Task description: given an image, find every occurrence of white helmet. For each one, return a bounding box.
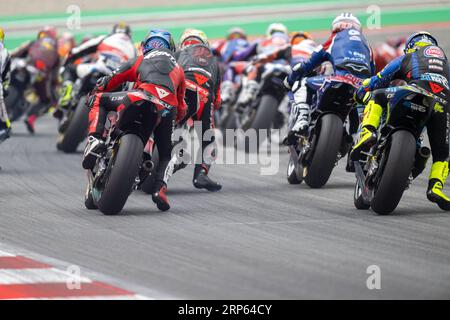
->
[332,13,361,33]
[266,23,288,37]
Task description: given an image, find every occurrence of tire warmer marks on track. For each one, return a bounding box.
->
[0,248,148,300]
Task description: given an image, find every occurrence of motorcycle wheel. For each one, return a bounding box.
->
[371,130,415,215]
[248,94,279,152]
[4,85,25,122]
[304,113,343,188]
[97,134,144,215]
[140,146,160,195]
[57,97,89,153]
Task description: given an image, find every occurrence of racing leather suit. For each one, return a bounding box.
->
[175,43,222,180]
[352,45,450,210]
[287,28,374,140]
[12,36,60,123]
[88,48,187,192]
[59,33,137,109]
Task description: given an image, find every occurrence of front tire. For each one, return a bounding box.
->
[304,113,343,188]
[371,130,416,215]
[97,134,144,215]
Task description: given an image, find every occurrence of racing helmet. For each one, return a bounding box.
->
[0,27,4,43]
[179,28,209,49]
[266,23,288,37]
[404,31,438,54]
[227,27,247,41]
[331,13,361,32]
[112,22,131,37]
[290,31,313,45]
[141,29,176,54]
[38,26,57,39]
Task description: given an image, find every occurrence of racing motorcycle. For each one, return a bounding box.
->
[4,57,43,121]
[286,75,359,188]
[235,61,290,151]
[353,84,439,215]
[57,57,121,153]
[84,89,173,215]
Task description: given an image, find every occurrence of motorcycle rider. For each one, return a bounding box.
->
[11,26,60,134]
[285,13,374,168]
[0,27,11,143]
[57,22,136,113]
[214,27,251,105]
[174,28,222,192]
[237,23,290,107]
[83,29,187,212]
[284,32,326,145]
[351,31,450,211]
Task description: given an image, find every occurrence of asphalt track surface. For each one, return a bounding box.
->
[1,30,450,299]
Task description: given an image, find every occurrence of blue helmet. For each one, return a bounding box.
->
[141,29,176,54]
[404,31,438,54]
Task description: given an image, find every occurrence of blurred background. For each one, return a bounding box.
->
[1,0,450,49]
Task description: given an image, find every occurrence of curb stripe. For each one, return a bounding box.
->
[0,256,52,269]
[0,281,134,299]
[0,268,92,285]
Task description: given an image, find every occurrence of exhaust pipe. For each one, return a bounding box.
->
[142,159,154,172]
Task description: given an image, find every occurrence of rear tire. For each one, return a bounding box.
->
[4,85,25,122]
[371,130,416,215]
[248,94,279,152]
[57,97,89,153]
[97,134,144,215]
[304,113,343,188]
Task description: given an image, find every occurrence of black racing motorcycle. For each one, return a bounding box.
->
[84,90,173,215]
[287,75,359,188]
[235,61,290,152]
[353,84,440,214]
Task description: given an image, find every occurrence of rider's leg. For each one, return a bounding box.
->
[426,105,450,210]
[284,78,311,145]
[193,99,222,192]
[57,64,78,112]
[0,86,11,141]
[237,64,261,107]
[350,89,386,160]
[152,108,175,211]
[82,91,129,169]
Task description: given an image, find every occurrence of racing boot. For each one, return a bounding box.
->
[24,114,37,134]
[152,182,170,212]
[283,103,309,145]
[220,80,235,105]
[350,99,383,161]
[82,135,106,170]
[237,79,259,110]
[427,161,450,211]
[58,81,74,110]
[193,165,222,192]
